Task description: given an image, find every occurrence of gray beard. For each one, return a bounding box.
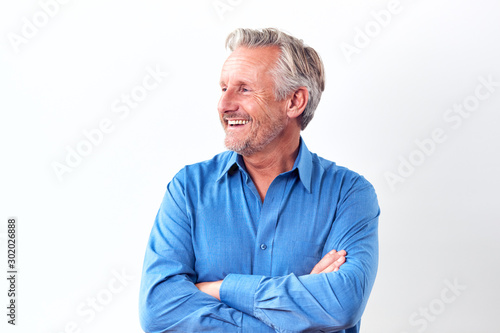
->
[224,119,286,156]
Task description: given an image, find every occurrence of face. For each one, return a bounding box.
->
[218,46,289,156]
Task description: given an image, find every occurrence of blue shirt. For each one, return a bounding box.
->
[139,139,379,332]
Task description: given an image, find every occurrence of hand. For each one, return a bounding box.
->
[309,249,346,274]
[195,250,346,299]
[195,280,223,300]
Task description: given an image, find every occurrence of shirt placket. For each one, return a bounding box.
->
[252,174,289,276]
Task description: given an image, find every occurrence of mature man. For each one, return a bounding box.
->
[139,28,379,332]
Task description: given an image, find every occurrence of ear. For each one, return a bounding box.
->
[286,87,309,119]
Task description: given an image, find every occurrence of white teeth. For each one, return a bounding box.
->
[228,120,249,125]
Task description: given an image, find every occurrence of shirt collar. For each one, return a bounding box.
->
[216,151,241,182]
[216,137,313,193]
[291,138,313,193]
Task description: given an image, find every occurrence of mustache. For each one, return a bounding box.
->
[222,114,251,121]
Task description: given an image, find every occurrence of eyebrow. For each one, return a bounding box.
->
[219,79,252,87]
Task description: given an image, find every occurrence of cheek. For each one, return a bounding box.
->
[251,97,274,118]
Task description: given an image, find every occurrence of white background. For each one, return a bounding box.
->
[1,0,499,332]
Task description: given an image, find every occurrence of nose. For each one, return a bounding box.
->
[217,88,238,115]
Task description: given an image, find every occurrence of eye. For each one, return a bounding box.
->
[221,87,227,92]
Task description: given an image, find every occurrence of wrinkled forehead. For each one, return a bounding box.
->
[220,46,281,84]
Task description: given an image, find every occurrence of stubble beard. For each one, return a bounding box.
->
[223,116,287,156]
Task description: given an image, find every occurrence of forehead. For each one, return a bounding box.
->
[220,46,281,84]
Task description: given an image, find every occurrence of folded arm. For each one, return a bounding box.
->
[139,173,274,332]
[196,249,347,300]
[199,181,379,332]
[140,170,379,332]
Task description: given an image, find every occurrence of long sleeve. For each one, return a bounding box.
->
[138,169,274,333]
[219,179,379,332]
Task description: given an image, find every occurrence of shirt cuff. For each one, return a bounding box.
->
[220,274,264,316]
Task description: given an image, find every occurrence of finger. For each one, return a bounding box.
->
[310,249,337,274]
[320,255,346,274]
[337,250,347,257]
[310,249,340,274]
[332,251,347,272]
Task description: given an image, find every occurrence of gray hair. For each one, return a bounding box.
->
[225,28,325,130]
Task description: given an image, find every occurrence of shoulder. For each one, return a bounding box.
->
[311,152,376,199]
[172,150,235,186]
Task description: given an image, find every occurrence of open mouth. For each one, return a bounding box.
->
[227,119,250,127]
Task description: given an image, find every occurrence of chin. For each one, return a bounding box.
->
[224,137,251,155]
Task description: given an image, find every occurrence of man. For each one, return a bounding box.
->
[139,28,379,332]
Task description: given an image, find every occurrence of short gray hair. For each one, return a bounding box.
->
[225,28,325,130]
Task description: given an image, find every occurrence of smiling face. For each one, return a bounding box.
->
[218,46,290,156]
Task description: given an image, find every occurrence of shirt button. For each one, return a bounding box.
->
[260,244,267,250]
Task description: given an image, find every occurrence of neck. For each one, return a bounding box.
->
[242,131,301,202]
